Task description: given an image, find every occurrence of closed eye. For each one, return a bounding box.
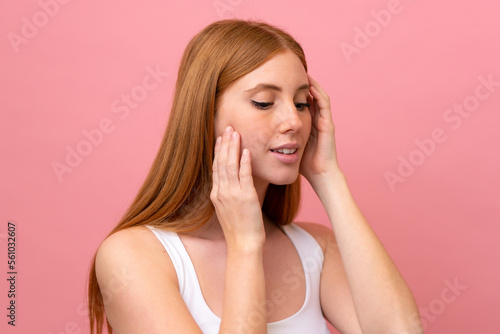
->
[295,103,311,111]
[251,100,273,110]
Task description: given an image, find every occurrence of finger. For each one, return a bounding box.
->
[307,91,318,119]
[239,149,255,192]
[309,85,334,128]
[307,75,321,114]
[217,126,233,186]
[309,84,330,112]
[211,136,222,193]
[308,74,327,96]
[308,74,331,111]
[226,130,241,186]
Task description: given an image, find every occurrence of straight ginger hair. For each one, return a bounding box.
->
[87,19,308,334]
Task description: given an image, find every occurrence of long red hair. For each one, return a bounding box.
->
[87,19,308,334]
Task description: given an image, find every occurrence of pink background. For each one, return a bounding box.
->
[1,0,499,333]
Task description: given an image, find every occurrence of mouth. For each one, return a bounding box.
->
[269,145,300,164]
[270,148,297,155]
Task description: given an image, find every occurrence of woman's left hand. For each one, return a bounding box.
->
[300,75,343,185]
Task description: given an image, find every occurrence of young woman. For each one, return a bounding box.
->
[87,20,423,333]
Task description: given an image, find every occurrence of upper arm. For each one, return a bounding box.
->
[95,226,203,334]
[295,222,362,334]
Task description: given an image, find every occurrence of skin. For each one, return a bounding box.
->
[214,50,311,195]
[210,50,423,333]
[95,50,423,334]
[210,51,312,332]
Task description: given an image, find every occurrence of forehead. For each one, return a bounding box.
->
[231,51,308,90]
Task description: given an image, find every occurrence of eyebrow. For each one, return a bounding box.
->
[244,83,310,93]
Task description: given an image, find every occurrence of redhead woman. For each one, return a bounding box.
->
[87,20,423,334]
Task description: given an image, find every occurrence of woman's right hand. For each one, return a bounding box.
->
[210,126,265,250]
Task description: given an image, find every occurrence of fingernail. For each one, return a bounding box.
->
[231,131,238,140]
[216,136,221,145]
[225,126,232,134]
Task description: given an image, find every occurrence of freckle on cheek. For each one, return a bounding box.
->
[240,128,269,146]
[255,129,273,145]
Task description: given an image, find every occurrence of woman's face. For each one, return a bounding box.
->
[214,51,311,187]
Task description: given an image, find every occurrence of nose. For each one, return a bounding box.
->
[277,103,304,134]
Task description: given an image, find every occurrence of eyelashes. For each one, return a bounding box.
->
[295,103,311,111]
[251,100,273,109]
[251,100,311,111]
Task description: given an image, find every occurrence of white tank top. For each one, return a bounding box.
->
[147,223,331,334]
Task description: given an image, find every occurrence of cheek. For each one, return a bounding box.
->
[214,115,228,138]
[301,112,312,137]
[238,126,273,152]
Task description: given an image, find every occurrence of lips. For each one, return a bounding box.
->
[269,143,300,163]
[270,143,300,150]
[270,148,297,155]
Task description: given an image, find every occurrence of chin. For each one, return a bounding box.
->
[268,172,300,186]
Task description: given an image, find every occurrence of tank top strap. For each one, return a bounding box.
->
[265,223,329,333]
[281,223,325,279]
[146,225,221,329]
[147,224,330,333]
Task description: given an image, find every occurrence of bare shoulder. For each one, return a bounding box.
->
[96,225,167,258]
[95,225,176,285]
[294,222,338,255]
[94,225,179,308]
[94,226,201,333]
